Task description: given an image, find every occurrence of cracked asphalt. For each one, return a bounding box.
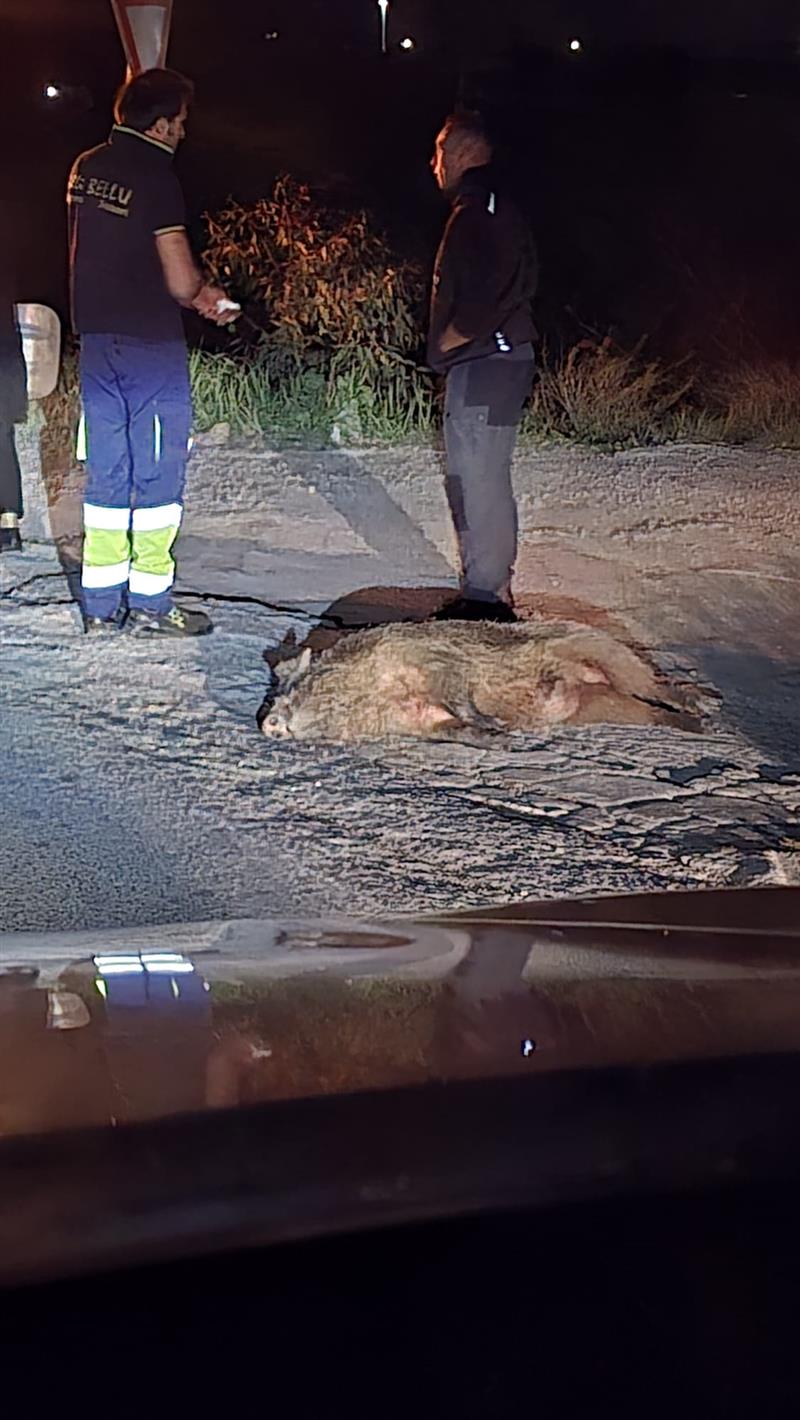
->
[2,435,799,934]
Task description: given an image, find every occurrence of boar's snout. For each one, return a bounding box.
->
[260,702,295,740]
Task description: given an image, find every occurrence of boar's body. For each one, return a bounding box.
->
[260,619,698,744]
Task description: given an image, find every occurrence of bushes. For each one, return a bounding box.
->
[38,182,800,451]
[199,176,435,441]
[197,183,800,448]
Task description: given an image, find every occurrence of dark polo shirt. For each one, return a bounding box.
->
[67,125,187,342]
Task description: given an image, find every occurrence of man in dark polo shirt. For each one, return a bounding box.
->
[428,112,537,623]
[68,68,236,635]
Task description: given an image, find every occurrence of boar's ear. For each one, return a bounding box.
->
[399,696,460,733]
[419,700,461,731]
[278,646,313,689]
[576,660,611,686]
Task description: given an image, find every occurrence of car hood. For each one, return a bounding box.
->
[1,884,798,1142]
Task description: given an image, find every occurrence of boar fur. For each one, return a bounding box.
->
[259,618,705,744]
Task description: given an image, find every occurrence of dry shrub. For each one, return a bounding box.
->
[527,336,692,447]
[701,362,800,447]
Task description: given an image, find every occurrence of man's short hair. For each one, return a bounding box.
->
[114,68,194,132]
[441,110,493,161]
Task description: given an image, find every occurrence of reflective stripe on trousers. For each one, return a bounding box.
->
[129,502,183,597]
[81,500,183,598]
[81,502,130,591]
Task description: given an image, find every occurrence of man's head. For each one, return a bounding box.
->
[114,68,194,151]
[431,111,493,194]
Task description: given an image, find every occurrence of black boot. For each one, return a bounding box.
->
[127,604,214,637]
[83,614,123,636]
[434,595,518,624]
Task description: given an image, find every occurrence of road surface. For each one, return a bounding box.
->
[2,434,798,934]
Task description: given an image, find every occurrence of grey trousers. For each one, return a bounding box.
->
[443,344,534,603]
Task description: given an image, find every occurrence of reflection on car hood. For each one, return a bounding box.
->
[0,886,798,1143]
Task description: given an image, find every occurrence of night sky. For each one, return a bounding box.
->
[6,1,800,357]
[8,0,800,58]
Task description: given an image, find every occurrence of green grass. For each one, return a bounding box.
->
[42,338,800,455]
[190,341,800,451]
[189,346,437,444]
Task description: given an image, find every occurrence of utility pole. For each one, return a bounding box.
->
[377,0,389,54]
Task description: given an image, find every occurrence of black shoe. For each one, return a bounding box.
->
[83,614,122,636]
[434,595,518,624]
[0,526,22,554]
[127,604,214,637]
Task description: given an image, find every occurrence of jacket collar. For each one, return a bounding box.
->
[451,164,494,206]
[110,125,174,159]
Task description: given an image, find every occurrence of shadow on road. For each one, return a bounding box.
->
[285,448,454,579]
[675,644,800,759]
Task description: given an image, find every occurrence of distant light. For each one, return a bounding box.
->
[44,83,60,100]
[264,30,279,40]
[568,38,582,53]
[399,36,415,51]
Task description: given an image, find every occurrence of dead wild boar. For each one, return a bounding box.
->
[259,619,703,744]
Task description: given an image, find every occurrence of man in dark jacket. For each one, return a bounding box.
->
[0,279,27,554]
[428,113,537,621]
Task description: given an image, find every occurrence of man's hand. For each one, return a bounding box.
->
[192,284,239,325]
[155,233,239,324]
[440,322,470,354]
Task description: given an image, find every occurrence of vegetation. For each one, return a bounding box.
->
[189,336,800,452]
[199,176,435,442]
[39,179,800,453]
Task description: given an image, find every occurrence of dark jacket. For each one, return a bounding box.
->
[427,166,538,374]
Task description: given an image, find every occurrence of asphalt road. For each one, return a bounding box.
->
[2,436,798,935]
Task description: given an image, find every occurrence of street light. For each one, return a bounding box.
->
[399,36,415,51]
[569,38,582,53]
[377,0,388,54]
[44,83,60,99]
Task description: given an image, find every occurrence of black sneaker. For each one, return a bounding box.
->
[127,604,213,637]
[83,614,122,636]
[434,595,518,624]
[0,525,22,554]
